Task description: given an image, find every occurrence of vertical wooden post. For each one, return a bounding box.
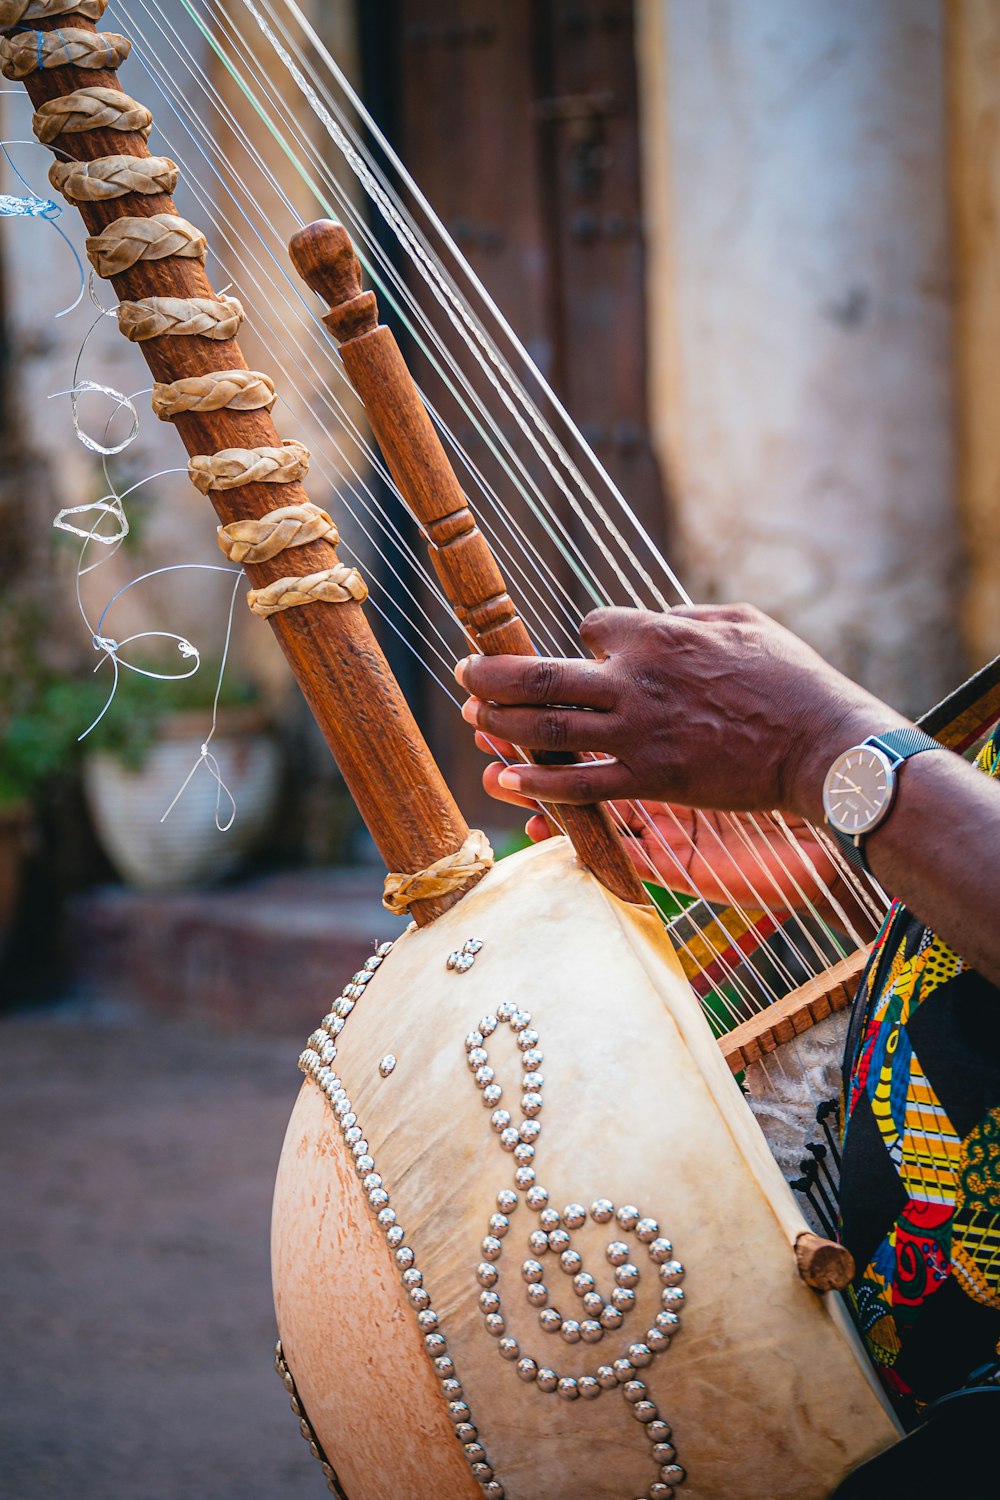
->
[289,221,651,908]
[10,9,481,925]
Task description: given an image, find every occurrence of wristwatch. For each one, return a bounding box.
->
[822,727,942,873]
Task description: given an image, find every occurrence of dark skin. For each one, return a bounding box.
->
[456,603,1000,988]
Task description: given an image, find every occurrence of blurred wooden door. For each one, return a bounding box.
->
[378,0,668,819]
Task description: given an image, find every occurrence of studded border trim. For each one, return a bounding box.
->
[294,940,506,1498]
[274,1340,349,1498]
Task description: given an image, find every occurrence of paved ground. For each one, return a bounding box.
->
[1,998,328,1500]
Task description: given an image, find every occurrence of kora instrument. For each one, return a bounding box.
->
[5,6,909,1495]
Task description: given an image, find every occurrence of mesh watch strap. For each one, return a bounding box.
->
[830,727,942,873]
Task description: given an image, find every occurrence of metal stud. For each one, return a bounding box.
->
[482,1483,505,1499]
[516,1357,537,1382]
[596,1364,618,1389]
[647,1327,671,1352]
[660,1468,686,1487]
[648,1238,673,1263]
[560,1319,581,1343]
[471,1462,494,1482]
[466,1031,485,1053]
[483,1313,505,1337]
[539,1308,562,1332]
[528,1229,549,1254]
[369,1188,389,1211]
[418,1310,439,1332]
[607,1241,630,1266]
[623,1380,647,1403]
[395,1244,414,1270]
[615,1263,640,1289]
[498,1337,520,1361]
[578,1375,601,1399]
[475,1065,495,1089]
[647,1419,672,1444]
[467,1048,488,1070]
[454,1421,477,1443]
[482,1085,503,1107]
[499,1127,519,1151]
[562,1203,587,1229]
[375,941,394,957]
[482,1236,503,1261]
[548,1229,571,1254]
[613,1358,634,1383]
[464,1442,487,1464]
[425,1333,447,1356]
[441,1378,463,1399]
[525,1185,548,1211]
[519,1120,541,1143]
[496,1188,518,1213]
[402,1268,423,1289]
[573,1271,596,1297]
[659,1261,685,1287]
[628,1343,653,1368]
[489,1213,510,1238]
[448,1400,470,1423]
[538,1208,560,1232]
[660,1287,685,1311]
[479,1015,498,1037]
[635,1217,659,1243]
[513,1143,535,1165]
[514,1166,536,1189]
[516,1029,539,1050]
[649,1485,674,1500]
[496,1001,515,1022]
[560,1249,583,1276]
[581,1319,604,1343]
[522,1072,544,1093]
[433,1354,455,1380]
[535,1367,558,1393]
[600,1306,623,1330]
[522,1091,543,1117]
[386,1225,405,1248]
[557,1376,579,1400]
[526,1283,548,1308]
[632,1400,658,1423]
[463,938,484,954]
[479,1289,500,1314]
[355,1155,374,1175]
[477,1263,499,1288]
[656,1309,681,1332]
[491,1109,511,1133]
[612,1287,636,1312]
[652,1442,677,1464]
[521,1048,543,1071]
[522,1259,544,1283]
[409,1289,430,1312]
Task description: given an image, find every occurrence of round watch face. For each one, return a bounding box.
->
[822,745,895,837]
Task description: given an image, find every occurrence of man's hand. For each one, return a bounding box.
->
[475,729,841,912]
[457,604,907,822]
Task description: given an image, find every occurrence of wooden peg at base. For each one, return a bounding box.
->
[795,1231,855,1293]
[290,220,651,909]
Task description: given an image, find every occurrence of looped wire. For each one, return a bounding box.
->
[49,377,141,456]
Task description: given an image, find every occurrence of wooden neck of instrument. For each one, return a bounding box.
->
[15,15,481,926]
[291,221,651,908]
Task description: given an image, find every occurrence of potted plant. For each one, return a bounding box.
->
[80,664,283,889]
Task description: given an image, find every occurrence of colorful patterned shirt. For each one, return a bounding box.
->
[839,725,1000,1430]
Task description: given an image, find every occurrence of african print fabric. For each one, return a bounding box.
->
[839,725,1000,1430]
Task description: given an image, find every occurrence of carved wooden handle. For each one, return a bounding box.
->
[291,221,651,908]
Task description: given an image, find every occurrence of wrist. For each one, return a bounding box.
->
[782,698,911,822]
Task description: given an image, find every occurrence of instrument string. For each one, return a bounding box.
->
[189,0,884,955]
[104,4,884,1021]
[124,0,599,659]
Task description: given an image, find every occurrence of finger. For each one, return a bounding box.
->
[464,699,620,754]
[579,605,640,659]
[525,814,552,843]
[482,760,544,812]
[473,729,519,761]
[455,652,615,709]
[495,757,631,805]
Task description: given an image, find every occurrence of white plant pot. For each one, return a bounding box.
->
[83,710,282,889]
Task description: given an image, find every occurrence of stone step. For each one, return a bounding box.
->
[67,869,409,1036]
